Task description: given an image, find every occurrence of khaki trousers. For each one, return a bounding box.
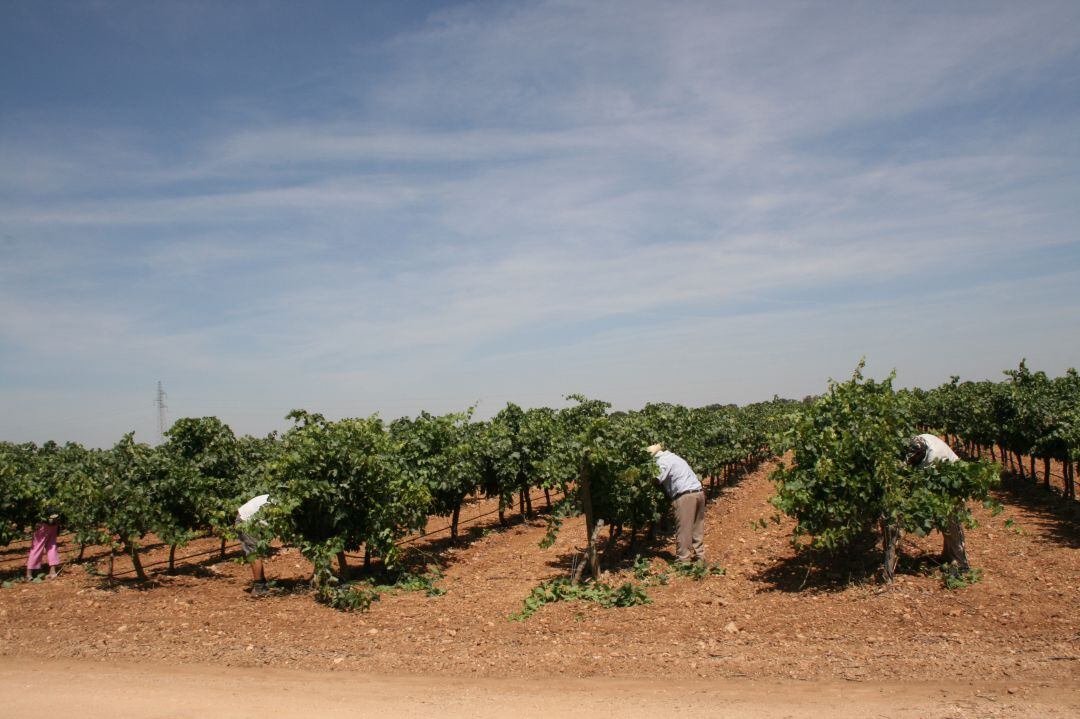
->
[942,514,968,570]
[673,491,706,563]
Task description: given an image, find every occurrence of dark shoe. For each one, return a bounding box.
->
[250,582,271,597]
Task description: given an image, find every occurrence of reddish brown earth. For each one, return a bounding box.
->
[2,655,1076,719]
[2,459,1078,716]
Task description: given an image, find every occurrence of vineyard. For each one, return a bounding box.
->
[1,362,1078,715]
[912,361,1080,499]
[2,362,1079,598]
[0,396,784,596]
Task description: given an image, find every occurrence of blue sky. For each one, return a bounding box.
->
[2,1,1079,446]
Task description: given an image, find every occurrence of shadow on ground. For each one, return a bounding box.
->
[751,534,949,593]
[994,471,1080,549]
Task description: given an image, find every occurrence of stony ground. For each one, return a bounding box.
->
[2,458,1078,688]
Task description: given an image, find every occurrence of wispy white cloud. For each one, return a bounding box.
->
[1,1,1078,446]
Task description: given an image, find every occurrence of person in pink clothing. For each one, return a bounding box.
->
[26,510,62,580]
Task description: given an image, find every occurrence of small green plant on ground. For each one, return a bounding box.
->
[671,560,726,580]
[1004,518,1025,535]
[319,564,446,611]
[940,563,982,590]
[630,554,725,584]
[510,577,651,620]
[316,581,380,611]
[368,565,447,597]
[631,554,652,580]
[631,554,669,585]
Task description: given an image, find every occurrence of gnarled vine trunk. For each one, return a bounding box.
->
[880,518,900,583]
[336,551,349,580]
[126,540,148,581]
[451,502,461,541]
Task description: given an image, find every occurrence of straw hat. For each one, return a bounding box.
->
[646,443,664,455]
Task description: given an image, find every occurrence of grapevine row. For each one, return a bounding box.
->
[909,361,1080,501]
[0,397,791,589]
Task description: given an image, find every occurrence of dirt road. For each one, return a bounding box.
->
[1,656,1075,718]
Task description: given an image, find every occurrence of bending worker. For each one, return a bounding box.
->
[236,493,271,596]
[647,443,706,564]
[906,434,969,570]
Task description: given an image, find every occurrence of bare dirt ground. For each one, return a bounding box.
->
[2,458,1078,716]
[3,655,1076,719]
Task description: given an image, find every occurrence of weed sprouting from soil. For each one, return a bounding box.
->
[510,578,651,620]
[319,565,447,611]
[940,563,983,590]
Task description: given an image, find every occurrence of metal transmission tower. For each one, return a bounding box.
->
[155,381,168,444]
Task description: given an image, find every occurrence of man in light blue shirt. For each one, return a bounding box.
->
[648,443,706,563]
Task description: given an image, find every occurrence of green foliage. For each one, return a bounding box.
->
[316,564,445,612]
[537,394,795,552]
[772,361,1002,579]
[234,433,280,493]
[544,397,665,542]
[636,401,776,478]
[900,459,999,537]
[509,577,651,621]
[50,443,113,549]
[234,514,275,561]
[0,442,46,546]
[15,364,1057,601]
[630,554,669,585]
[163,417,245,540]
[88,434,160,549]
[316,581,381,611]
[391,410,478,522]
[631,554,653,580]
[771,361,913,553]
[940,563,982,590]
[368,566,447,597]
[268,411,430,578]
[144,445,204,550]
[917,361,1080,466]
[538,494,578,549]
[581,411,665,534]
[670,560,726,580]
[474,404,561,517]
[1055,370,1080,463]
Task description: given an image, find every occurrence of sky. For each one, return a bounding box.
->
[2,0,1079,447]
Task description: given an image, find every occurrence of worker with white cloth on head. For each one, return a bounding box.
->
[236,493,271,596]
[906,434,969,570]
